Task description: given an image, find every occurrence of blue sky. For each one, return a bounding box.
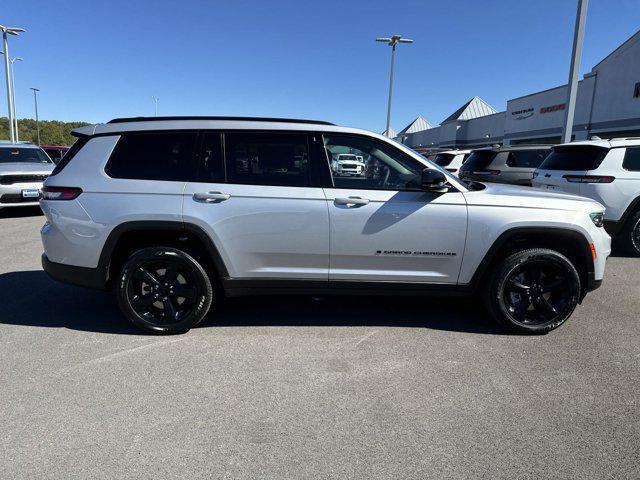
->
[2,0,639,133]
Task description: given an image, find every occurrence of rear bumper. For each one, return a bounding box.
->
[41,254,108,290]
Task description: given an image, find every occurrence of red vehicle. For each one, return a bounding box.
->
[41,145,70,164]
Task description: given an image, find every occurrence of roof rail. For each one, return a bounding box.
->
[610,137,640,141]
[107,116,335,126]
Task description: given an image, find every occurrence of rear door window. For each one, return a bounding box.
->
[195,131,225,183]
[462,151,498,170]
[224,132,310,187]
[622,147,640,171]
[105,131,198,181]
[506,150,549,168]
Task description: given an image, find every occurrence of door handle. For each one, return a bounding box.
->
[334,196,370,206]
[193,191,231,202]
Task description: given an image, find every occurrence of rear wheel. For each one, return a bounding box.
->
[617,210,640,256]
[116,247,213,334]
[484,248,581,334]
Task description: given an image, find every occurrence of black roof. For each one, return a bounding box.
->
[107,116,334,126]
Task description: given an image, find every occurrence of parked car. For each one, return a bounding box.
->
[431,149,471,175]
[331,153,365,176]
[41,116,609,335]
[533,138,640,255]
[0,143,54,209]
[41,145,70,164]
[459,145,552,186]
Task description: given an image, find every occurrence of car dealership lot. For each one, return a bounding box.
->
[0,209,638,479]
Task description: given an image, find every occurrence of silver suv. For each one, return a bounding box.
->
[40,117,610,335]
[0,143,54,209]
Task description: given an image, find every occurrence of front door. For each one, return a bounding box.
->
[182,130,330,280]
[322,134,467,283]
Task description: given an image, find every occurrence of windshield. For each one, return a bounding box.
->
[0,147,52,164]
[463,150,498,170]
[433,153,455,167]
[539,146,609,171]
[339,155,357,161]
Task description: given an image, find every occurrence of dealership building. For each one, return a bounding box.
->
[397,29,640,150]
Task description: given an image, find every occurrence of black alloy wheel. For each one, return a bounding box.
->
[117,247,213,334]
[485,248,581,334]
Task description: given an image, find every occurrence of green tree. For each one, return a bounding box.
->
[0,117,91,146]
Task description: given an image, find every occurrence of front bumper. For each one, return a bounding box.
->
[42,254,108,290]
[0,183,44,208]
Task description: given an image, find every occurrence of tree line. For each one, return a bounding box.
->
[0,117,90,146]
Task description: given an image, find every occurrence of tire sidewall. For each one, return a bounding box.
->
[117,247,213,334]
[491,249,580,333]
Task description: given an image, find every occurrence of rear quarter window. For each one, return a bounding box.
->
[105,132,198,181]
[462,151,498,170]
[506,150,549,168]
[539,146,609,171]
[622,147,640,171]
[433,153,455,167]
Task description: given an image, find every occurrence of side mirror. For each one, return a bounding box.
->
[421,168,448,193]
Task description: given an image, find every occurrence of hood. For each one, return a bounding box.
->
[0,162,55,175]
[464,182,605,213]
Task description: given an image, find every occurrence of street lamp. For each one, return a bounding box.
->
[0,25,26,143]
[376,34,414,137]
[152,96,159,116]
[30,87,40,146]
[10,57,23,142]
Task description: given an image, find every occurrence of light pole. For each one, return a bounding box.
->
[0,25,26,143]
[152,96,159,116]
[562,0,588,144]
[10,56,23,142]
[30,87,40,145]
[376,35,413,137]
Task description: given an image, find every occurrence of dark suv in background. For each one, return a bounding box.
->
[459,145,552,186]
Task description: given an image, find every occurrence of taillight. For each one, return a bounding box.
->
[473,170,501,175]
[563,175,615,183]
[41,186,83,200]
[446,168,457,173]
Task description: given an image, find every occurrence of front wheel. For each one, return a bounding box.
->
[116,247,213,334]
[484,248,581,334]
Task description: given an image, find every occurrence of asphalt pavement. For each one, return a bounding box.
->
[0,207,638,479]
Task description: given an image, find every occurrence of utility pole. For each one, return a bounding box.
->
[10,57,23,142]
[562,0,588,144]
[30,87,40,145]
[0,25,26,143]
[376,35,414,137]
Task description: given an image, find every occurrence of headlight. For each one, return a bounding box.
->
[590,211,605,228]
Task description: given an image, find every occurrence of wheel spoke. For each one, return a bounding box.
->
[163,297,178,321]
[131,293,156,309]
[512,297,531,320]
[508,277,530,292]
[533,296,558,319]
[134,267,161,287]
[173,285,197,300]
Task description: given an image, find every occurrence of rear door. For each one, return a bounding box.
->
[533,145,609,195]
[182,130,330,280]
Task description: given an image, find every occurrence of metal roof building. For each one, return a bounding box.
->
[399,29,640,150]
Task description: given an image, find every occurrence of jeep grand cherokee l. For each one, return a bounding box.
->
[40,116,610,335]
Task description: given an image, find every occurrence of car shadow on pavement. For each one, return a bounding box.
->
[0,206,44,218]
[0,270,507,336]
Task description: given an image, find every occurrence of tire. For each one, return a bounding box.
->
[616,210,640,257]
[116,247,213,334]
[483,248,581,334]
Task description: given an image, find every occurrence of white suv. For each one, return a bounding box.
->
[331,153,365,176]
[533,138,640,255]
[431,149,471,175]
[40,116,610,335]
